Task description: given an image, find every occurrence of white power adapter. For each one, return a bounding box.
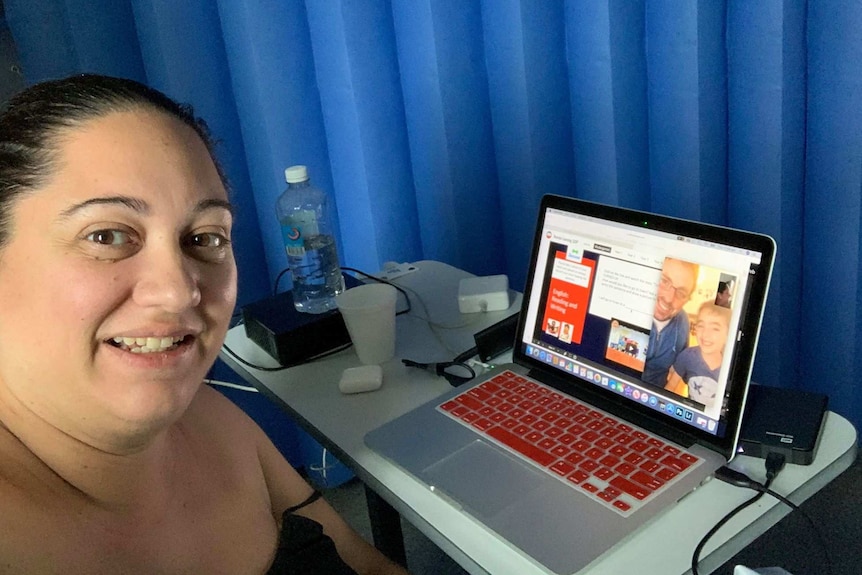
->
[458,274,510,313]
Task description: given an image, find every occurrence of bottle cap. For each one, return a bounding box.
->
[285,165,309,184]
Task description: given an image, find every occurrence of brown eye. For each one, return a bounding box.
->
[86,229,130,245]
[184,231,231,263]
[188,233,227,248]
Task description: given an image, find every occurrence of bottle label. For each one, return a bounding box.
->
[282,224,305,258]
[281,209,319,258]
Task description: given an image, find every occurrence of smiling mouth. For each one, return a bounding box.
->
[108,335,191,354]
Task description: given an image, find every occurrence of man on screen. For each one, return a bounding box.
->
[642,258,699,388]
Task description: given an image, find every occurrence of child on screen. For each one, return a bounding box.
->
[665,302,731,408]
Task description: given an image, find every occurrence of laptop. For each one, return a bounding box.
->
[365,194,775,574]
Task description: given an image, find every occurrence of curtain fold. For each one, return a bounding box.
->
[306,1,422,274]
[567,2,650,211]
[727,0,806,398]
[483,1,576,285]
[804,0,862,422]
[216,0,337,290]
[6,0,862,430]
[392,0,505,277]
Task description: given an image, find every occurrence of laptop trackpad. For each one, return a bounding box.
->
[423,440,542,519]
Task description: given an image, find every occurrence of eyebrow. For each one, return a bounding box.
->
[58,195,149,220]
[56,196,235,220]
[196,198,235,217]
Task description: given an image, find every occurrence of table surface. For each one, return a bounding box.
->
[220,260,858,575]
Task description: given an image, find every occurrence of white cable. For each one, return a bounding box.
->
[309,446,333,486]
[392,280,484,356]
[204,379,259,393]
[321,447,329,483]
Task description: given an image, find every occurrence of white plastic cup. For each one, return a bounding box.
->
[335,283,398,365]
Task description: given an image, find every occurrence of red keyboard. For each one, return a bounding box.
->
[437,370,701,515]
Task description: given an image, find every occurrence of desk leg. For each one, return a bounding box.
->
[364,484,408,566]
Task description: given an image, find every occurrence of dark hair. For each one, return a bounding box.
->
[717,281,729,293]
[0,73,225,249]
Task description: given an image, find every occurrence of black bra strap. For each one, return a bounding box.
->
[284,489,323,514]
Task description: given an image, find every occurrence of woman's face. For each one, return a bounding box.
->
[0,109,237,449]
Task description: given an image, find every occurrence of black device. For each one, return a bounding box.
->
[473,311,519,362]
[738,384,828,465]
[242,273,363,366]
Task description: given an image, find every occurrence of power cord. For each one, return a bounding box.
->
[401,358,476,387]
[308,447,344,488]
[220,265,411,372]
[274,267,292,294]
[225,264,487,381]
[274,265,413,316]
[204,378,258,393]
[691,452,832,575]
[221,335,352,372]
[340,266,412,316]
[452,346,478,364]
[345,264,484,361]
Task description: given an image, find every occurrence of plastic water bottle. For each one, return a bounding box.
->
[276,165,344,313]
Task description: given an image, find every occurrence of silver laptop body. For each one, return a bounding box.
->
[366,194,775,574]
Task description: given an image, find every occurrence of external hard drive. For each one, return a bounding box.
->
[739,384,828,465]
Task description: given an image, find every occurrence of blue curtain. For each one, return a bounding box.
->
[6,0,862,433]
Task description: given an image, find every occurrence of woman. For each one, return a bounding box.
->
[0,74,407,574]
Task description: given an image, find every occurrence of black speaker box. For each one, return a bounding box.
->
[241,274,362,367]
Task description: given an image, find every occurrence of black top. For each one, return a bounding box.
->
[266,490,358,575]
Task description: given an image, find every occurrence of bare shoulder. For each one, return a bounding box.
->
[185,382,260,434]
[184,385,313,510]
[183,385,409,574]
[182,383,288,463]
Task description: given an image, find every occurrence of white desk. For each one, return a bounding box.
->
[220,260,857,575]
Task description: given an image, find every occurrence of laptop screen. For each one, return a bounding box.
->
[515,195,775,451]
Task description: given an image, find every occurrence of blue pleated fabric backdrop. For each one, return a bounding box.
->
[5,0,862,434]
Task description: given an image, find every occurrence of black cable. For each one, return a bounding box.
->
[691,455,785,574]
[691,489,767,575]
[452,346,479,364]
[691,453,831,575]
[720,479,832,575]
[401,358,476,387]
[221,338,352,372]
[274,267,291,294]
[342,265,480,384]
[221,318,353,371]
[224,264,408,371]
[340,266,412,316]
[272,266,411,318]
[341,266,479,386]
